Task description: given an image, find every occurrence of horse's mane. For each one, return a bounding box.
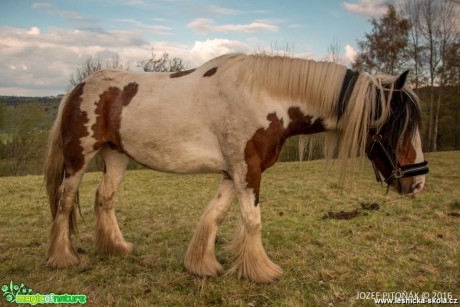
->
[236,54,421,180]
[238,54,348,117]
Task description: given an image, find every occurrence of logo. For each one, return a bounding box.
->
[1,280,86,305]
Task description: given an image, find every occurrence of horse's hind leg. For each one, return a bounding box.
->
[185,174,234,276]
[94,145,133,255]
[47,152,97,268]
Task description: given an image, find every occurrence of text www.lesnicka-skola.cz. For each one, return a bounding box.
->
[356,291,458,305]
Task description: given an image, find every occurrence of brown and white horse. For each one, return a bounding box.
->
[44,53,428,283]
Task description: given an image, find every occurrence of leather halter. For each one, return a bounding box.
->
[367,134,429,185]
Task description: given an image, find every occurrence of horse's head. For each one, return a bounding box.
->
[366,71,428,195]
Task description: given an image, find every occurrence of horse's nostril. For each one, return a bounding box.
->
[411,182,424,194]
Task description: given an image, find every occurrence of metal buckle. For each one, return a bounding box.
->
[372,134,383,142]
[392,168,404,179]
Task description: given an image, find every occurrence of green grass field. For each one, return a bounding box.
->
[0,152,459,306]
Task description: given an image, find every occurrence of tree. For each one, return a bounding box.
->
[69,56,103,87]
[69,53,129,87]
[417,0,460,151]
[138,50,187,72]
[0,102,4,130]
[445,41,460,148]
[355,1,460,151]
[325,38,346,65]
[353,4,411,75]
[403,0,424,89]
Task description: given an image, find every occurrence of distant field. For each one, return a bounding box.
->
[0,151,459,306]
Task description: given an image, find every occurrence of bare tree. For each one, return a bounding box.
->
[325,38,346,65]
[69,53,129,87]
[138,50,187,72]
[403,0,424,89]
[69,56,103,87]
[107,53,129,70]
[419,0,460,151]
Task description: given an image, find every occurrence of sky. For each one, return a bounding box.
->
[0,0,392,96]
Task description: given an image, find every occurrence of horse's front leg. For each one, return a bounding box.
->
[185,174,235,276]
[228,164,283,283]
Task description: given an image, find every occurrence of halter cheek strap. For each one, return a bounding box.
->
[367,134,429,185]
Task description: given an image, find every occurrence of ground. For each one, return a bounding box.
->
[0,151,459,306]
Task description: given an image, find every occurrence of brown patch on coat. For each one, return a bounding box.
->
[61,83,89,176]
[203,67,218,77]
[285,107,326,138]
[170,69,196,78]
[92,82,139,151]
[397,138,417,192]
[397,134,417,166]
[244,107,326,205]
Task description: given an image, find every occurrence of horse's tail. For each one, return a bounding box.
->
[44,93,78,235]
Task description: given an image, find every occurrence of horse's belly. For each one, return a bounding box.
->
[121,133,227,174]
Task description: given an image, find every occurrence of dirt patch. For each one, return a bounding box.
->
[449,201,460,210]
[323,209,361,220]
[361,202,380,210]
[322,203,381,220]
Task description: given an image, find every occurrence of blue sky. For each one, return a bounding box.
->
[0,0,391,96]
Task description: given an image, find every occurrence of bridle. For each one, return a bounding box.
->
[367,134,429,185]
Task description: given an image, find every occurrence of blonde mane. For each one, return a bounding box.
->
[237,54,418,180]
[239,54,348,117]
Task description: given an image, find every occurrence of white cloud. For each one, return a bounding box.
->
[0,26,255,96]
[116,19,172,35]
[122,0,145,5]
[27,27,41,35]
[321,43,357,66]
[190,39,251,64]
[49,9,100,24]
[31,2,53,9]
[205,5,241,15]
[0,26,151,95]
[187,18,278,34]
[343,0,387,18]
[344,44,357,64]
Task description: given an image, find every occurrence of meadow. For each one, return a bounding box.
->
[0,151,459,306]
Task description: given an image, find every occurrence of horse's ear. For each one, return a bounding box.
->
[394,70,409,89]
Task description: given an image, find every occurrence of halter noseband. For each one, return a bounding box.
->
[367,134,429,185]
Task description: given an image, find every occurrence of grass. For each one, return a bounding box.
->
[0,151,459,306]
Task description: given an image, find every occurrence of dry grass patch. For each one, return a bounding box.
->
[0,152,459,306]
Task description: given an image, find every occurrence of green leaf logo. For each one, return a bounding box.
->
[1,280,33,304]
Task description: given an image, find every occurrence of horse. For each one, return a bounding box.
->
[44,53,428,283]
